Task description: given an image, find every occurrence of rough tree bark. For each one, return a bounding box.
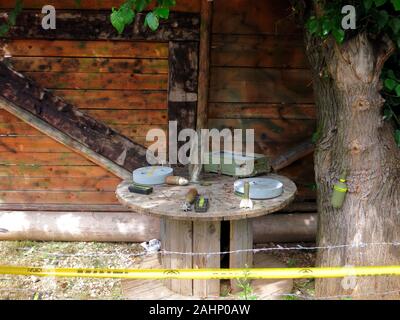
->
[305,32,400,299]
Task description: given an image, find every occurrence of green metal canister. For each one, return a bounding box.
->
[331,171,348,209]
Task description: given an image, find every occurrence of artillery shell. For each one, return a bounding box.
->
[165,176,189,186]
[185,188,198,204]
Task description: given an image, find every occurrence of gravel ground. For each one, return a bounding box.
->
[0,241,145,300]
[0,241,316,300]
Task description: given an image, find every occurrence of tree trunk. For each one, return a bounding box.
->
[305,32,400,299]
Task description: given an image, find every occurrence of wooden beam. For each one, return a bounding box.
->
[197,0,213,130]
[3,11,200,41]
[271,139,315,171]
[190,0,213,182]
[0,62,151,173]
[0,98,130,179]
[168,41,199,134]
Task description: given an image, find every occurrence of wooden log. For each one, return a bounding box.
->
[0,211,160,242]
[0,63,152,173]
[4,11,200,41]
[252,213,317,243]
[280,201,317,213]
[0,211,317,243]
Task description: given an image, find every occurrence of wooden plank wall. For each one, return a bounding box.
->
[0,0,200,205]
[209,0,316,200]
[0,0,316,206]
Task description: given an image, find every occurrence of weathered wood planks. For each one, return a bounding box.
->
[209,67,313,104]
[24,72,168,90]
[54,90,167,110]
[211,34,308,69]
[0,176,121,191]
[8,57,169,74]
[229,219,253,291]
[0,191,119,204]
[162,219,193,295]
[0,0,201,12]
[213,0,301,35]
[3,38,170,155]
[4,11,200,41]
[3,40,169,58]
[0,35,174,206]
[208,103,316,120]
[193,221,221,297]
[209,0,316,201]
[207,119,316,144]
[0,63,151,171]
[168,41,199,134]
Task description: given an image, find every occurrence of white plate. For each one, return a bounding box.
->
[234,178,283,199]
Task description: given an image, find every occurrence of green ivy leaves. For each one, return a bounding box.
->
[365,0,400,10]
[306,11,345,44]
[110,0,174,34]
[0,0,23,37]
[395,129,400,146]
[111,2,136,34]
[384,70,400,95]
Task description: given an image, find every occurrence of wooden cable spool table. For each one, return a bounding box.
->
[116,174,297,298]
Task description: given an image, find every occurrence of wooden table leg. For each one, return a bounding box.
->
[161,218,193,295]
[193,221,221,297]
[229,219,253,291]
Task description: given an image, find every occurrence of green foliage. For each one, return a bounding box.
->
[0,0,23,37]
[305,0,400,147]
[236,268,258,300]
[110,0,175,34]
[382,53,400,144]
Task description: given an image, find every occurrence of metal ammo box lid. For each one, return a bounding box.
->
[203,151,270,177]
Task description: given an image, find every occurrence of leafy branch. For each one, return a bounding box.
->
[0,0,23,37]
[110,0,176,34]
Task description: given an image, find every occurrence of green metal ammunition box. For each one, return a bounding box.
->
[203,151,270,177]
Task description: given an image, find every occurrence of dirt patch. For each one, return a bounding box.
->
[257,242,317,299]
[0,241,144,300]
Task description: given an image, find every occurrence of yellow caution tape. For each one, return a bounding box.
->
[0,265,400,279]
